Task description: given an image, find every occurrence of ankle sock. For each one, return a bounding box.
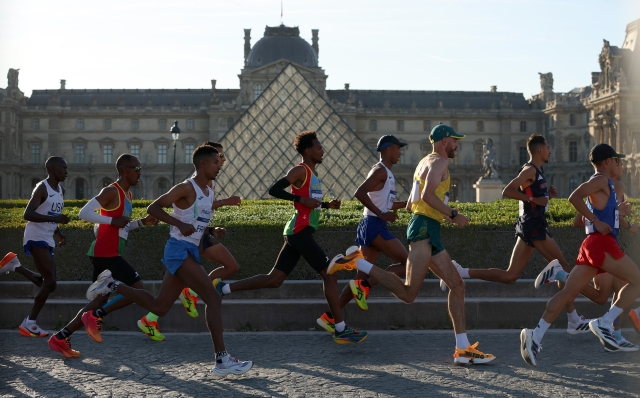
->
[355,258,373,275]
[361,279,371,288]
[556,270,569,283]
[146,313,159,322]
[602,305,624,325]
[93,308,106,318]
[222,284,231,295]
[567,309,580,324]
[455,333,470,349]
[215,350,228,363]
[335,321,346,333]
[614,329,623,341]
[533,318,550,344]
[56,327,72,339]
[24,317,35,326]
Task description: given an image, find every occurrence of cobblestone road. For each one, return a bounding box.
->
[1,329,640,397]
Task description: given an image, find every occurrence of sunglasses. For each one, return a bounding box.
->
[119,166,142,172]
[218,153,225,159]
[611,156,620,164]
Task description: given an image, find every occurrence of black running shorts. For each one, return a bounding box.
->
[90,256,141,286]
[274,226,330,275]
[202,234,221,251]
[514,215,551,247]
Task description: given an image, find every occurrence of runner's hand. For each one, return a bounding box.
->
[531,196,548,207]
[300,197,321,209]
[141,215,159,226]
[379,212,398,223]
[593,219,612,235]
[453,212,469,228]
[618,202,632,217]
[212,227,226,239]
[111,217,130,229]
[54,214,70,224]
[179,222,196,236]
[224,196,242,206]
[326,199,341,209]
[56,231,66,246]
[548,186,558,199]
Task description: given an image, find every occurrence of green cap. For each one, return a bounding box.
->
[430,123,465,143]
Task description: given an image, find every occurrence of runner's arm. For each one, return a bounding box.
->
[354,167,387,216]
[23,184,67,223]
[568,176,611,234]
[421,157,455,217]
[268,166,319,208]
[147,182,192,228]
[78,186,120,225]
[502,166,536,202]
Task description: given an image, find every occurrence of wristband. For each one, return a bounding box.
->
[588,215,597,223]
[321,202,329,209]
[293,195,301,203]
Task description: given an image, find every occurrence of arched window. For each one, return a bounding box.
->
[254,84,264,100]
[569,177,578,193]
[131,181,143,200]
[157,178,170,196]
[102,178,113,188]
[75,178,86,199]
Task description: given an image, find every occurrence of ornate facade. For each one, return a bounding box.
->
[0,20,638,201]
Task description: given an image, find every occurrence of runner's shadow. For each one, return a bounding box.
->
[0,357,90,397]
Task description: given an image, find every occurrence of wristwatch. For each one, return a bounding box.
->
[451,210,458,219]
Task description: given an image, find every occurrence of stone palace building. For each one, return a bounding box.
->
[0,19,638,201]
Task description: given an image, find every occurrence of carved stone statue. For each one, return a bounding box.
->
[539,72,554,91]
[482,138,499,179]
[7,68,19,87]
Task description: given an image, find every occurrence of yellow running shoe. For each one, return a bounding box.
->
[179,288,199,318]
[137,315,166,341]
[453,342,496,365]
[349,279,370,311]
[327,247,364,275]
[316,312,336,334]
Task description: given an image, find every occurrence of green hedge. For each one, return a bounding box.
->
[1,199,639,281]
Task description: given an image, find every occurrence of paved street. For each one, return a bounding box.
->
[1,329,640,397]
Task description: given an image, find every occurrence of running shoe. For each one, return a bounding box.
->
[628,309,640,335]
[18,318,49,338]
[0,252,21,275]
[333,326,368,344]
[213,278,226,298]
[440,260,464,292]
[179,288,199,318]
[589,318,620,351]
[327,247,363,275]
[316,312,336,334]
[520,328,542,367]
[453,342,496,365]
[86,269,116,300]
[81,310,103,343]
[211,355,253,378]
[48,335,81,358]
[137,315,166,341]
[534,259,562,288]
[567,316,592,335]
[611,337,640,352]
[350,279,370,311]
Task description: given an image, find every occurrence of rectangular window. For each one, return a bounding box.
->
[103,145,113,164]
[569,114,576,126]
[423,120,431,132]
[75,144,85,164]
[475,143,483,165]
[477,121,484,132]
[32,119,40,130]
[450,120,458,130]
[369,120,377,132]
[76,119,84,130]
[520,121,527,132]
[186,119,194,130]
[226,118,234,129]
[31,144,41,164]
[519,146,528,165]
[159,119,167,131]
[397,120,404,132]
[569,141,578,162]
[104,119,112,130]
[130,144,140,158]
[185,144,195,164]
[158,144,167,164]
[131,119,139,131]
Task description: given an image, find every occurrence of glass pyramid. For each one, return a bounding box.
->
[217,64,386,200]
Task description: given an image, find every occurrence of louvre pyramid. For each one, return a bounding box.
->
[216,64,384,200]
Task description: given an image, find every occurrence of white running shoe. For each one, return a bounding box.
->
[609,337,640,352]
[567,316,592,335]
[211,355,253,377]
[440,260,463,292]
[0,252,21,275]
[18,318,49,337]
[534,259,562,289]
[589,318,620,351]
[86,270,116,301]
[520,328,542,367]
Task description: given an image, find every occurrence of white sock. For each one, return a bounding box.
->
[455,333,470,349]
[355,258,373,275]
[222,284,231,295]
[459,267,470,278]
[335,321,345,333]
[567,309,580,324]
[24,317,35,326]
[601,305,623,325]
[532,318,550,344]
[635,307,640,317]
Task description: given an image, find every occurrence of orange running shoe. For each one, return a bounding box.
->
[0,252,20,275]
[327,247,364,275]
[453,342,496,365]
[316,312,336,334]
[81,310,103,343]
[629,309,640,335]
[350,279,370,311]
[179,288,199,318]
[48,335,80,358]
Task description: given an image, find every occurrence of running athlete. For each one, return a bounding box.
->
[48,154,154,357]
[0,157,69,337]
[521,144,640,367]
[334,134,408,317]
[139,141,243,338]
[449,134,588,333]
[329,123,496,364]
[86,144,253,377]
[213,130,368,345]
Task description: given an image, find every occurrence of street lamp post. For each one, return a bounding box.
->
[171,120,181,186]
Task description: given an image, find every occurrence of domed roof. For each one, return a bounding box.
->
[247,25,318,68]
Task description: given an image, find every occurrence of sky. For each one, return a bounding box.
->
[1,0,639,98]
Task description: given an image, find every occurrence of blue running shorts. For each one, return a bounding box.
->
[355,216,396,247]
[24,240,54,257]
[162,237,201,275]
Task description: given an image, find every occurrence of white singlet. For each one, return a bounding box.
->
[23,180,64,247]
[169,179,214,246]
[363,162,397,217]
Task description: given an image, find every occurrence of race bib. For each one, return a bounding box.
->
[615,209,619,229]
[411,181,420,203]
[545,194,549,213]
[386,190,397,213]
[311,189,323,210]
[444,192,450,206]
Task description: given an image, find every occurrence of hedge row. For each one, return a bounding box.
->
[1,199,638,281]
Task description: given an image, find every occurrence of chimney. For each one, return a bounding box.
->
[344,83,350,90]
[311,29,319,58]
[60,79,66,90]
[211,79,217,90]
[244,29,251,66]
[490,85,497,92]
